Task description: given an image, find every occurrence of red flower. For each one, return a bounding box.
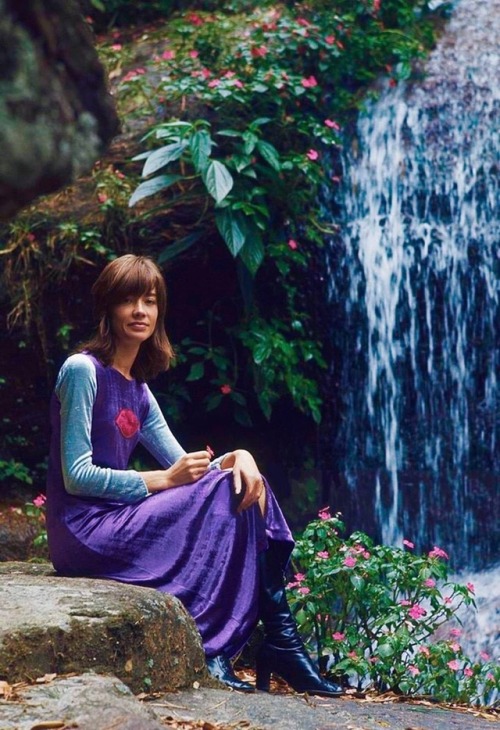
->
[115,409,140,438]
[287,239,298,250]
[306,149,319,161]
[162,50,175,60]
[220,384,232,395]
[301,75,318,88]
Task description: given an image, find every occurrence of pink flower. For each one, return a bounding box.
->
[298,586,310,595]
[449,642,461,652]
[111,43,122,51]
[408,604,427,620]
[162,50,175,60]
[403,539,414,549]
[286,581,299,589]
[428,546,449,560]
[343,556,357,568]
[325,35,336,45]
[466,582,475,594]
[294,573,306,582]
[251,45,268,58]
[324,119,340,130]
[373,0,381,12]
[444,596,453,604]
[306,149,319,161]
[408,665,420,676]
[418,645,430,657]
[287,239,298,250]
[189,50,199,58]
[33,494,46,508]
[480,651,491,661]
[206,445,214,459]
[369,656,379,664]
[301,75,318,88]
[187,12,203,26]
[233,80,244,89]
[318,507,331,520]
[348,651,358,659]
[400,599,412,606]
[423,578,436,588]
[449,628,462,637]
[464,667,474,677]
[332,632,345,641]
[97,193,108,204]
[297,18,310,27]
[115,170,125,179]
[220,384,232,394]
[208,79,220,88]
[27,233,36,242]
[447,660,460,671]
[317,551,329,559]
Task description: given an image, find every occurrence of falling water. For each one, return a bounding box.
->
[327,0,499,571]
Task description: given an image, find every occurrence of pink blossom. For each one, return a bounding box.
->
[332,632,345,641]
[97,193,108,204]
[373,0,381,12]
[449,642,461,653]
[450,628,462,637]
[369,656,379,664]
[233,80,244,89]
[115,170,125,179]
[33,494,46,508]
[189,50,199,58]
[201,68,211,79]
[206,445,214,459]
[466,582,475,594]
[418,645,430,657]
[111,43,122,51]
[343,556,357,568]
[400,599,412,606]
[220,384,232,394]
[480,651,491,661]
[444,596,453,604]
[294,573,306,582]
[408,665,420,676]
[348,651,358,659]
[287,239,298,250]
[317,551,329,559]
[298,586,310,595]
[408,605,427,620]
[318,507,331,520]
[403,539,414,549]
[296,18,311,27]
[162,50,175,60]
[324,119,340,130]
[286,581,299,589]
[251,45,268,58]
[27,233,36,242]
[464,667,474,677]
[428,546,449,560]
[208,79,220,88]
[447,660,460,671]
[423,578,436,588]
[325,35,336,45]
[306,149,319,161]
[301,75,318,88]
[486,673,495,681]
[187,12,203,26]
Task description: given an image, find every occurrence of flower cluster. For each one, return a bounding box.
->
[286,509,498,706]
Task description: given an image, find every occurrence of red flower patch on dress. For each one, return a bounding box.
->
[115,408,140,438]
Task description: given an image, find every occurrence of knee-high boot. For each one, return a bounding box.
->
[256,541,343,697]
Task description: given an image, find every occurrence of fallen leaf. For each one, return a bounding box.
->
[0,680,12,699]
[35,673,57,684]
[30,722,66,729]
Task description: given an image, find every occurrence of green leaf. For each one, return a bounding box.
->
[142,142,188,178]
[243,131,259,155]
[129,174,182,207]
[202,160,234,203]
[205,392,223,411]
[186,362,205,381]
[239,231,265,276]
[256,140,281,171]
[215,209,247,256]
[190,129,214,172]
[157,230,204,264]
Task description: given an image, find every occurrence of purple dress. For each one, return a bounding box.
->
[46,354,293,658]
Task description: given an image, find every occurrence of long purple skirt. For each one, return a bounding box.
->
[48,469,293,658]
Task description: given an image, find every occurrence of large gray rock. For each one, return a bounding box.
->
[0,562,207,692]
[0,0,119,219]
[0,673,165,730]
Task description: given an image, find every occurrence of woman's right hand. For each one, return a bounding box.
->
[164,451,211,488]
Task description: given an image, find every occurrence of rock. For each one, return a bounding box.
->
[0,509,39,561]
[0,673,165,730]
[0,562,208,693]
[0,0,119,219]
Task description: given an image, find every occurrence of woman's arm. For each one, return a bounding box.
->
[219,449,265,513]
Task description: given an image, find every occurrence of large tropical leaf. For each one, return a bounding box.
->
[190,129,214,173]
[215,208,247,256]
[256,140,281,171]
[142,141,188,178]
[202,160,233,203]
[157,231,204,264]
[129,174,182,207]
[238,230,265,276]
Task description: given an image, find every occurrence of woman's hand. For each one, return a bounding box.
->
[221,449,264,513]
[144,451,211,493]
[165,451,211,487]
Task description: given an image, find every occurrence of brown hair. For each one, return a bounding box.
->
[80,254,174,381]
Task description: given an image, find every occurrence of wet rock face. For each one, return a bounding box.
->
[0,0,119,219]
[0,562,208,693]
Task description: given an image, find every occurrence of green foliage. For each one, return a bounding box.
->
[24,493,48,555]
[0,459,33,485]
[287,510,499,706]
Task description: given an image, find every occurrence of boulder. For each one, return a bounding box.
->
[0,562,208,693]
[0,673,165,730]
[0,0,119,219]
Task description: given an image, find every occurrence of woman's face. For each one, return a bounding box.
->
[110,290,159,348]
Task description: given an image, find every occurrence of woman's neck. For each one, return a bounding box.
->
[111,344,140,380]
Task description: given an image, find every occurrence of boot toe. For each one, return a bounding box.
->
[206,654,255,693]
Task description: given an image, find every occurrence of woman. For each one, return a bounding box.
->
[46,254,343,697]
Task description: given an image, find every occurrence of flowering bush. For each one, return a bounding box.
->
[24,493,48,555]
[287,509,499,706]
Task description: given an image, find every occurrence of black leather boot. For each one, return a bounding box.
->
[256,541,344,697]
[206,654,255,692]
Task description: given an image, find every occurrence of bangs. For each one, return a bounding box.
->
[108,259,163,305]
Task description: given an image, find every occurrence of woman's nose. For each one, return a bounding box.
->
[133,299,146,315]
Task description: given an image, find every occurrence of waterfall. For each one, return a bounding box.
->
[327,0,499,571]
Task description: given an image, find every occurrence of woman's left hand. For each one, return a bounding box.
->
[221,449,264,513]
